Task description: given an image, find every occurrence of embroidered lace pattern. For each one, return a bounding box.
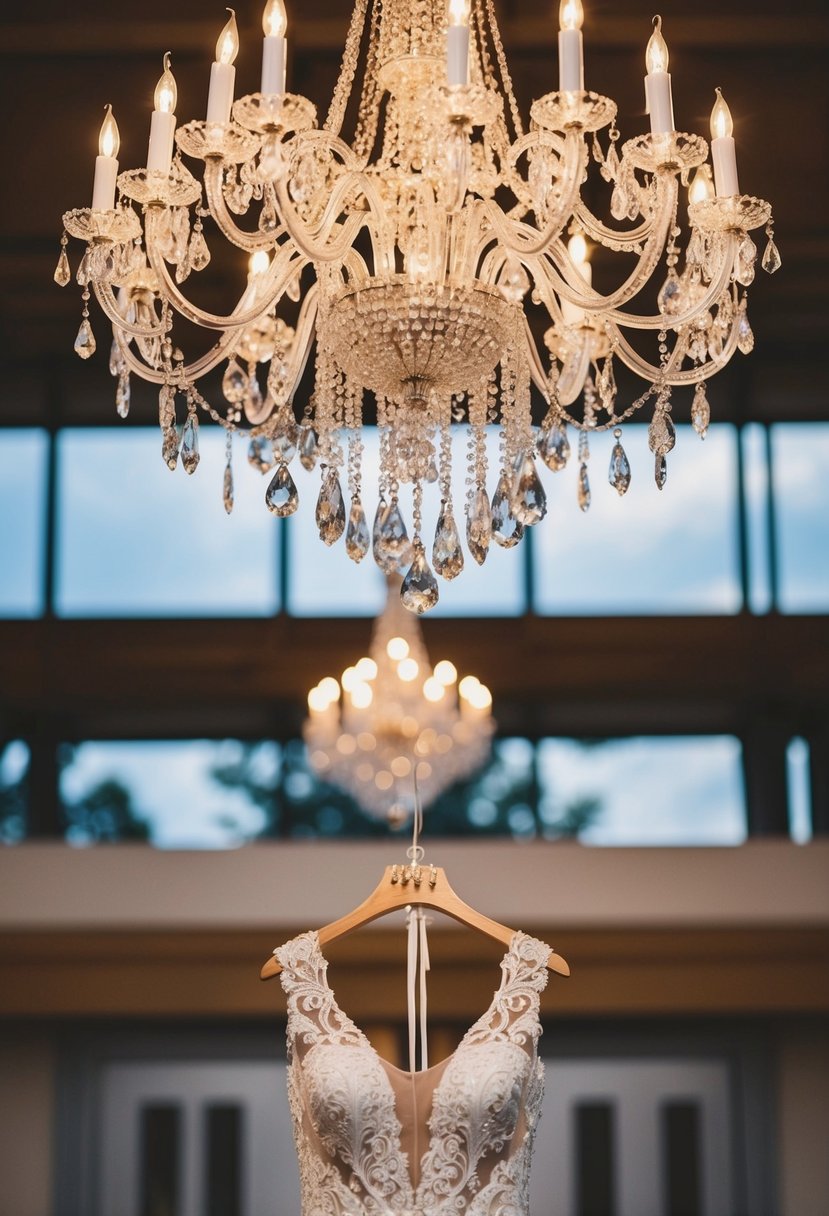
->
[275,929,551,1215]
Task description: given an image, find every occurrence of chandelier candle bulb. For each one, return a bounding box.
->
[261,0,288,95]
[447,0,471,88]
[710,88,739,196]
[91,105,120,210]
[558,0,584,94]
[146,54,177,173]
[206,8,239,125]
[644,15,674,135]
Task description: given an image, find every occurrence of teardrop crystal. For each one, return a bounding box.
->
[655,453,668,490]
[74,317,96,359]
[222,361,248,404]
[691,382,710,438]
[345,498,370,563]
[538,423,570,472]
[272,417,300,463]
[608,440,631,495]
[648,410,676,456]
[299,426,318,471]
[598,356,617,410]
[316,470,346,545]
[266,463,299,517]
[577,462,591,512]
[658,273,683,316]
[400,547,440,614]
[610,180,630,222]
[115,372,130,419]
[180,416,200,475]
[188,228,211,272]
[466,486,492,565]
[223,462,234,515]
[511,455,547,526]
[432,504,465,579]
[735,234,756,287]
[761,237,781,275]
[491,475,525,548]
[53,247,71,287]
[162,425,179,471]
[372,498,412,573]
[247,435,275,474]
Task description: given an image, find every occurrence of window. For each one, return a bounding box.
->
[772,423,829,613]
[0,428,47,617]
[741,423,773,615]
[537,736,746,845]
[534,425,742,615]
[0,740,29,844]
[786,737,812,844]
[55,429,280,616]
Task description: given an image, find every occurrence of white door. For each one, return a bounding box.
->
[530,1058,733,1216]
[98,1060,300,1216]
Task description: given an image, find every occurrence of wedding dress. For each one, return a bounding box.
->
[275,927,551,1215]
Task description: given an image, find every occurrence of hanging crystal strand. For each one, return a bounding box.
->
[648,329,675,487]
[608,427,631,495]
[433,413,464,579]
[115,369,131,418]
[401,480,440,613]
[761,221,781,275]
[223,431,234,515]
[345,399,369,562]
[657,202,684,318]
[577,430,591,512]
[54,233,71,287]
[74,288,96,359]
[299,397,318,471]
[507,350,546,527]
[466,383,491,564]
[538,393,571,472]
[691,380,710,438]
[180,395,200,475]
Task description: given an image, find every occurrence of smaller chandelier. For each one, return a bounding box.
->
[304,580,494,820]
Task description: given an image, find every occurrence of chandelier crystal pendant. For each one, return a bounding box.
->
[57,0,779,612]
[304,578,494,822]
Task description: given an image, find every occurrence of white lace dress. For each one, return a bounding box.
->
[275,929,551,1215]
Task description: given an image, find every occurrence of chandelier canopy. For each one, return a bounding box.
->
[58,0,779,612]
[304,578,494,820]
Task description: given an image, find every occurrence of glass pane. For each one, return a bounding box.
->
[0,429,47,617]
[55,428,279,616]
[772,423,829,612]
[287,428,525,617]
[741,423,772,615]
[537,736,746,845]
[139,1104,180,1216]
[58,740,279,847]
[0,740,30,844]
[535,424,742,615]
[786,736,812,844]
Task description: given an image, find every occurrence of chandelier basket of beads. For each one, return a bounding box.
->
[56,0,779,614]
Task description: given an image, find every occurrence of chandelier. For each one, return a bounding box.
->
[304,578,494,820]
[57,0,779,613]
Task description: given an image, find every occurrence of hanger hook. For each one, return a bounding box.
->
[406,765,425,863]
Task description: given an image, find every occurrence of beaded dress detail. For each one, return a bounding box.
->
[275,929,551,1215]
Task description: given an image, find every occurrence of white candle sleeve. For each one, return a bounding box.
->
[645,72,674,135]
[206,61,236,125]
[447,25,469,88]
[92,155,118,210]
[262,35,287,94]
[146,110,176,173]
[558,28,584,93]
[711,136,739,196]
[561,260,591,325]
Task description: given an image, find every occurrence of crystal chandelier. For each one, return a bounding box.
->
[304,578,494,820]
[57,0,779,613]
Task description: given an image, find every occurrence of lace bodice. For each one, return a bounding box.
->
[275,929,551,1215]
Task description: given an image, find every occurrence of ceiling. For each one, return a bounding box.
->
[0,0,826,427]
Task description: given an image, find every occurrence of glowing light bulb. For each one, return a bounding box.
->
[458,675,480,699]
[433,660,458,686]
[98,105,120,159]
[154,53,177,114]
[216,8,240,65]
[386,637,409,661]
[710,88,733,140]
[355,657,378,681]
[688,164,714,205]
[317,676,340,702]
[263,0,287,37]
[568,231,588,267]
[341,666,359,692]
[308,686,330,712]
[646,15,669,74]
[448,0,471,27]
[398,658,419,682]
[248,250,270,277]
[467,682,492,710]
[423,678,446,703]
[559,0,584,31]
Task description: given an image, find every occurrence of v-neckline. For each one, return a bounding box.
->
[308,927,524,1078]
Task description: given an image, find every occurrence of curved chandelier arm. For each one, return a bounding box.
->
[572,197,661,250]
[557,335,595,405]
[113,318,241,387]
[203,160,289,253]
[608,302,742,387]
[521,315,552,401]
[93,282,167,339]
[273,178,375,266]
[282,287,319,403]
[481,133,587,260]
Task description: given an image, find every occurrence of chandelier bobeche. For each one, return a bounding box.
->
[304,578,494,820]
[58,0,779,613]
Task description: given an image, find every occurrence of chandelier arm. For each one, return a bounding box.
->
[202,160,289,253]
[572,198,662,249]
[521,316,553,401]
[281,286,319,403]
[556,335,594,406]
[607,321,742,387]
[112,321,239,387]
[93,282,167,339]
[480,134,587,260]
[275,179,393,274]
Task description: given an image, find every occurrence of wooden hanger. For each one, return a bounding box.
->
[261,861,570,979]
